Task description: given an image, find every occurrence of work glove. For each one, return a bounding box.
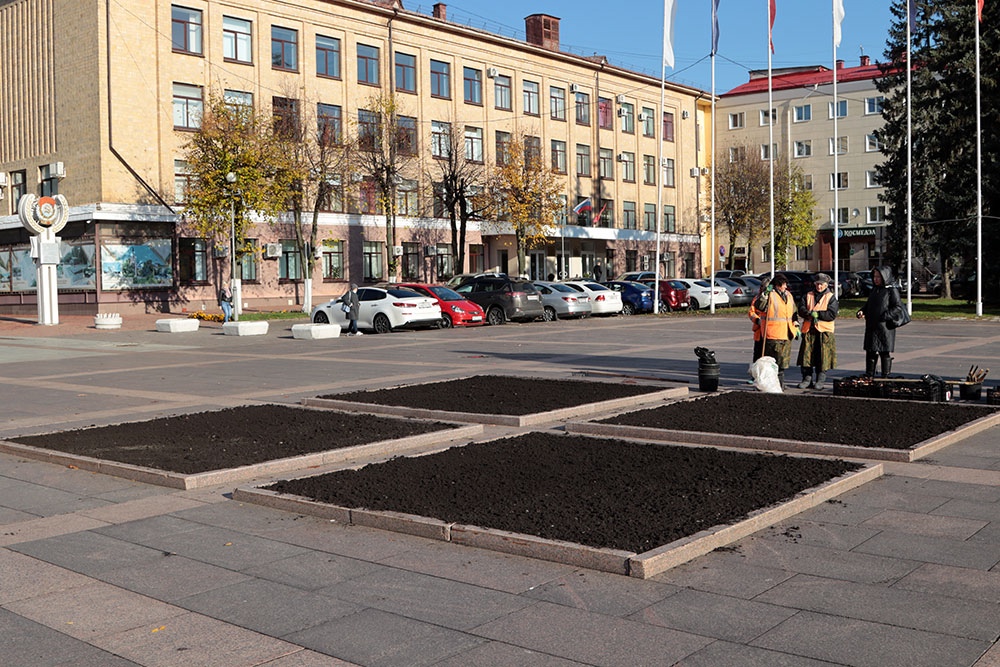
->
[811,311,819,321]
[793,328,801,340]
[766,284,774,293]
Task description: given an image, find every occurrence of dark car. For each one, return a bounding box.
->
[754,271,812,300]
[453,275,544,325]
[637,278,691,312]
[603,280,655,315]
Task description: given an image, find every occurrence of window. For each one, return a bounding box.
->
[321,240,344,281]
[866,170,881,188]
[662,111,674,142]
[359,178,377,214]
[622,202,637,230]
[759,108,776,126]
[363,241,383,281]
[866,96,885,114]
[358,109,379,151]
[574,197,590,225]
[729,146,746,162]
[867,205,887,223]
[597,199,613,227]
[598,148,614,180]
[643,204,657,231]
[550,86,566,120]
[395,52,416,93]
[523,80,539,115]
[828,136,848,155]
[10,170,26,209]
[317,103,342,144]
[794,104,812,122]
[271,26,298,71]
[760,143,777,160]
[496,131,511,166]
[575,92,591,125]
[663,204,676,232]
[222,16,252,63]
[494,75,511,110]
[598,97,613,129]
[357,44,380,85]
[555,195,568,225]
[316,35,341,78]
[397,115,418,155]
[239,238,258,282]
[802,174,814,190]
[272,96,299,138]
[469,244,485,273]
[431,121,451,158]
[224,89,252,109]
[432,182,446,217]
[828,100,847,118]
[171,6,202,54]
[396,178,419,215]
[39,164,59,197]
[318,174,344,212]
[761,244,772,263]
[401,242,420,280]
[551,140,567,173]
[794,140,812,158]
[464,126,483,162]
[643,155,656,184]
[830,172,849,190]
[173,160,191,203]
[575,144,591,176]
[172,83,202,129]
[663,157,675,187]
[865,134,882,152]
[178,238,208,282]
[430,60,450,98]
[795,245,814,261]
[279,240,302,280]
[463,67,482,104]
[524,136,541,166]
[620,151,635,182]
[728,112,745,129]
[435,243,453,280]
[625,250,638,272]
[641,107,655,137]
[621,102,635,133]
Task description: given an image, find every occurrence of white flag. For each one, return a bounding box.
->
[663,0,678,69]
[833,0,846,48]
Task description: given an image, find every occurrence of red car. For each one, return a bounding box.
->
[639,279,691,312]
[396,282,485,328]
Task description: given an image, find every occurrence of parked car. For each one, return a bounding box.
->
[714,277,753,307]
[673,278,730,310]
[927,273,943,295]
[395,282,485,328]
[562,281,624,316]
[445,271,506,289]
[452,275,544,324]
[603,280,655,315]
[616,271,657,282]
[311,286,442,333]
[730,276,763,297]
[753,271,812,300]
[637,279,691,312]
[837,272,860,298]
[532,281,592,320]
[714,270,745,279]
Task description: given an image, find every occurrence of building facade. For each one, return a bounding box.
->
[717,57,890,275]
[0,0,710,315]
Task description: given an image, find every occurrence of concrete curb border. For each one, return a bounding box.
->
[0,423,482,490]
[302,385,689,426]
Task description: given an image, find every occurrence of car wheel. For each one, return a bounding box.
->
[543,306,557,322]
[486,307,505,326]
[690,298,702,310]
[621,303,636,316]
[313,311,329,324]
[658,301,673,313]
[373,313,392,334]
[439,315,453,329]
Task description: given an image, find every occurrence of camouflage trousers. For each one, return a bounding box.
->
[763,339,793,370]
[796,330,837,371]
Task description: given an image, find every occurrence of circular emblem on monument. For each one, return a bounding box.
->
[18,194,70,235]
[36,197,58,227]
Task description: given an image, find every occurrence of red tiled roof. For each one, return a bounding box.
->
[723,63,891,96]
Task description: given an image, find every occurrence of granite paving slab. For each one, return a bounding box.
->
[633,587,797,643]
[431,641,589,666]
[860,508,989,539]
[676,640,850,667]
[10,531,171,576]
[96,554,252,603]
[0,609,137,667]
[892,562,1000,603]
[760,518,882,550]
[522,569,681,617]
[239,550,384,591]
[651,558,796,600]
[852,530,1000,570]
[0,550,94,605]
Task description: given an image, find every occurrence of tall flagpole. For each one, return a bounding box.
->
[832,0,840,292]
[768,0,775,276]
[655,1,669,311]
[975,0,983,316]
[906,0,913,314]
[711,0,718,314]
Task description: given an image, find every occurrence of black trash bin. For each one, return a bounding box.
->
[694,347,720,392]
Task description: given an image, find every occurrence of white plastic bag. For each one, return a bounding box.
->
[750,356,783,393]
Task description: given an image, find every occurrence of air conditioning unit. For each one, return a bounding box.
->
[424,245,437,257]
[212,244,229,258]
[392,245,404,257]
[615,94,626,104]
[486,67,498,78]
[0,173,7,186]
[660,157,671,167]
[49,162,66,179]
[616,108,627,118]
[569,83,581,93]
[701,167,709,176]
[689,168,700,178]
[637,112,649,122]
[617,153,627,162]
[263,243,282,259]
[641,255,650,270]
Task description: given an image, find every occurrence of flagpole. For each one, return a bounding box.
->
[906,0,913,314]
[710,0,718,314]
[832,0,840,292]
[655,1,672,310]
[768,0,775,277]
[975,0,983,316]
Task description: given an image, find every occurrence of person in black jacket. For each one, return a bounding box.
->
[856,265,904,377]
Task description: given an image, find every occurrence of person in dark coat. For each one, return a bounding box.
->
[338,283,362,336]
[856,265,904,377]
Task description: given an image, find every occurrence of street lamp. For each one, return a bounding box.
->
[225,172,241,321]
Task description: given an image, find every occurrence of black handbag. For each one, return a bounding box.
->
[887,307,911,329]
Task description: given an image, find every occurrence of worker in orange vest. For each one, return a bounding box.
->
[796,273,839,390]
[752,273,800,389]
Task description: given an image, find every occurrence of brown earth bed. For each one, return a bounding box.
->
[11,405,453,474]
[269,432,860,553]
[599,392,998,450]
[319,375,664,415]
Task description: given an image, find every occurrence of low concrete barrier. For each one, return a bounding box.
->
[222,321,269,336]
[291,323,341,339]
[155,318,200,333]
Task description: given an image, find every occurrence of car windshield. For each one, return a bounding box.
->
[545,283,575,293]
[583,282,608,291]
[428,286,463,300]
[694,280,711,288]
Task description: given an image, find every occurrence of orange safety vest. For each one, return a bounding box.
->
[801,291,835,334]
[763,290,799,341]
[748,302,764,341]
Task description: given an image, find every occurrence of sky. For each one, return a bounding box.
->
[437,1,897,93]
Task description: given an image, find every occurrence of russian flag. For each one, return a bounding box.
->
[572,198,593,215]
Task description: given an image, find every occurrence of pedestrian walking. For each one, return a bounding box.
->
[752,273,800,389]
[856,266,905,377]
[338,283,362,336]
[218,284,233,324]
[592,262,604,282]
[796,273,838,389]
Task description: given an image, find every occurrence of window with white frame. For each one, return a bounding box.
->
[865,96,885,114]
[728,112,745,129]
[550,86,566,120]
[598,148,614,179]
[828,99,847,118]
[643,154,656,184]
[866,134,882,152]
[759,108,776,126]
[760,143,777,160]
[828,136,848,155]
[173,160,191,203]
[794,140,812,157]
[396,178,419,216]
[761,244,772,263]
[620,152,635,181]
[865,170,881,188]
[620,102,635,133]
[793,104,811,122]
[729,146,746,162]
[802,174,813,190]
[431,121,451,158]
[642,107,655,137]
[464,126,483,162]
[222,16,252,63]
[867,206,887,223]
[363,241,383,281]
[830,207,849,225]
[523,80,540,115]
[662,157,675,187]
[830,172,849,190]
[172,83,202,129]
[224,89,253,110]
[495,74,511,110]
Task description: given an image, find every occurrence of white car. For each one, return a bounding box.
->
[311,286,442,334]
[561,281,623,316]
[673,278,730,310]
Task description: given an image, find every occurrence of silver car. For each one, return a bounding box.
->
[715,277,754,307]
[532,281,593,320]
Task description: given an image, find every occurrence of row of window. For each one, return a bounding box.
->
[749,133,883,161]
[727,96,884,129]
[171,5,677,137]
[1,166,61,214]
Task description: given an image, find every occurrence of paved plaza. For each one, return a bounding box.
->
[1,310,999,666]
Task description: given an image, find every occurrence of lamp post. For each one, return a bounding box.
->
[225,172,241,321]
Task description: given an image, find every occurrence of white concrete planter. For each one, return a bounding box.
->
[94,313,122,329]
[155,318,200,333]
[222,321,269,336]
[291,323,341,340]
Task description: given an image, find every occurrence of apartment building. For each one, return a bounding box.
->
[0,0,710,314]
[717,57,889,274]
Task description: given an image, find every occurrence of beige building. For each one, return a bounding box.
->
[717,57,890,275]
[0,0,710,315]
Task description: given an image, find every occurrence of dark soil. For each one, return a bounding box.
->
[320,375,664,415]
[598,392,998,450]
[11,405,453,474]
[269,432,860,553]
